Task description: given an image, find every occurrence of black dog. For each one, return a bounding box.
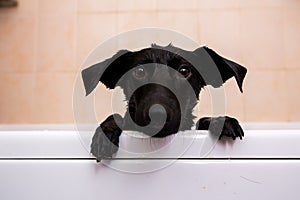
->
[82,44,247,161]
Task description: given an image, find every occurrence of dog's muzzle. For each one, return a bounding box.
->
[129,84,181,137]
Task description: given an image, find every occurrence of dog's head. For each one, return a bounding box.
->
[82,44,247,137]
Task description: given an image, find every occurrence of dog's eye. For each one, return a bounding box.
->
[133,67,146,79]
[178,65,191,78]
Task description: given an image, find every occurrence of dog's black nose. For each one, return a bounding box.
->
[148,104,167,123]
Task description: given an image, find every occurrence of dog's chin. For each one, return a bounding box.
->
[153,131,178,138]
[138,122,180,138]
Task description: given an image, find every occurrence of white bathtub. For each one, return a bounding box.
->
[1,123,300,200]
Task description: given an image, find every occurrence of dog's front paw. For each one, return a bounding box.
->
[197,116,244,140]
[90,114,123,162]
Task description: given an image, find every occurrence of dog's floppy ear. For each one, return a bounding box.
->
[81,50,133,96]
[193,46,247,92]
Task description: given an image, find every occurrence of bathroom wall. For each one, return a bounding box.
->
[0,0,299,123]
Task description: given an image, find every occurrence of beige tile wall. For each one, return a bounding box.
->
[0,0,299,123]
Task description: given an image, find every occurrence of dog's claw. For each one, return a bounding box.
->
[197,116,244,140]
[90,114,123,162]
